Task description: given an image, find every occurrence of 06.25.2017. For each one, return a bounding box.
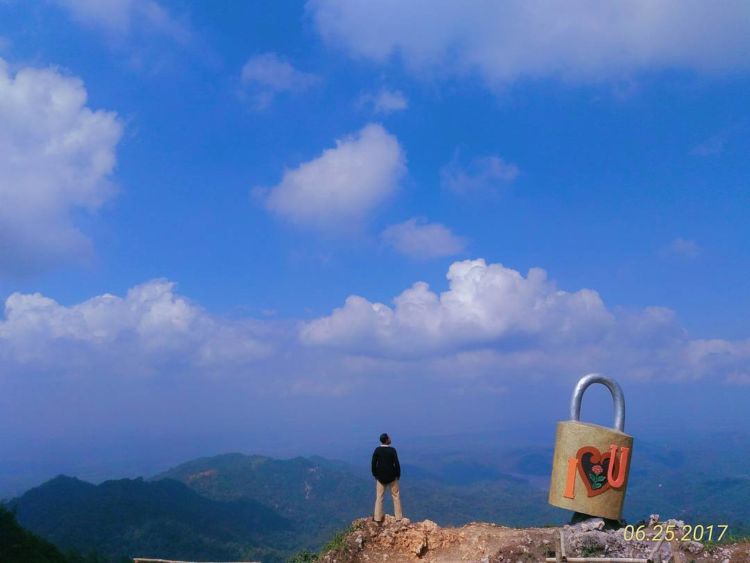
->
[623,524,728,542]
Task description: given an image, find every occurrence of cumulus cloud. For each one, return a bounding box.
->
[55,0,189,41]
[301,258,750,381]
[241,53,320,109]
[301,259,614,357]
[381,218,466,259]
[308,0,750,86]
[0,279,272,377]
[360,88,408,114]
[0,58,123,276]
[441,154,519,194]
[259,123,406,229]
[1,263,748,387]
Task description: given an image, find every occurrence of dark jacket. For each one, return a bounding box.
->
[371,445,401,484]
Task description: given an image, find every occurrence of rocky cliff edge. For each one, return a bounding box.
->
[317,515,750,562]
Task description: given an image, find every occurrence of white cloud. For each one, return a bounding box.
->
[683,338,750,382]
[0,279,272,377]
[55,0,189,41]
[301,259,614,357]
[381,218,466,259]
[665,237,701,259]
[241,53,319,109]
[260,123,406,229]
[1,264,748,387]
[361,88,408,114]
[308,0,750,86]
[301,258,750,381]
[0,58,123,276]
[441,154,519,193]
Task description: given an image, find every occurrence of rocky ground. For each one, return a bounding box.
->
[317,515,750,562]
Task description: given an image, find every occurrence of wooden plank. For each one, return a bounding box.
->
[555,530,563,562]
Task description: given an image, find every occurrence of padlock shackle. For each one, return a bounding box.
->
[569,373,625,432]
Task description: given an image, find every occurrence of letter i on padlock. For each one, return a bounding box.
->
[548,374,633,520]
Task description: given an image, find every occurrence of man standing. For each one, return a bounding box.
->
[371,432,403,522]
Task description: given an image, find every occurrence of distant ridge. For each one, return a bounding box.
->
[8,445,750,562]
[9,474,292,562]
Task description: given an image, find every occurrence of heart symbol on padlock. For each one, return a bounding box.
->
[576,446,613,497]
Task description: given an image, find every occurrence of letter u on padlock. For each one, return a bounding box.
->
[548,373,633,520]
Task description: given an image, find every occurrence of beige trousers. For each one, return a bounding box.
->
[374,478,403,521]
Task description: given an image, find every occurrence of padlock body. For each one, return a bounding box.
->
[548,420,633,520]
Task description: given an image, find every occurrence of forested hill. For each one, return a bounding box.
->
[7,441,750,562]
[8,474,293,562]
[0,505,68,563]
[9,453,559,562]
[156,452,559,540]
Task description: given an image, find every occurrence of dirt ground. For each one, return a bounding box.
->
[317,515,750,562]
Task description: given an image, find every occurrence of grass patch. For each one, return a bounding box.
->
[287,524,355,563]
[703,532,750,547]
[286,550,318,563]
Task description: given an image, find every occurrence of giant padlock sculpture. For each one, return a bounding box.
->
[548,374,633,520]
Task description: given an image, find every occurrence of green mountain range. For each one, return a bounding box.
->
[156,453,561,546]
[6,435,749,562]
[7,453,561,562]
[8,474,294,562]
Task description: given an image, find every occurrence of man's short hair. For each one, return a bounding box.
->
[379,433,389,444]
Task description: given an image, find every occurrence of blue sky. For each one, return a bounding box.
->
[0,1,749,491]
